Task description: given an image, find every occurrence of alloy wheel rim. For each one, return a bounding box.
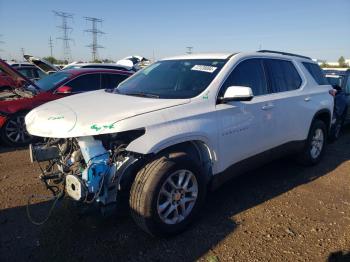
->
[157,169,198,225]
[310,128,324,159]
[5,116,32,144]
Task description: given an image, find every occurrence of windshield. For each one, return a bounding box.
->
[116,59,227,99]
[35,71,71,91]
[326,75,344,88]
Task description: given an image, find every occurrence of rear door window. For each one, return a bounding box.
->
[264,59,302,92]
[302,62,328,85]
[101,73,129,89]
[66,73,101,92]
[221,58,268,96]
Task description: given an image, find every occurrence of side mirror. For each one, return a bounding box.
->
[219,86,253,103]
[56,85,72,94]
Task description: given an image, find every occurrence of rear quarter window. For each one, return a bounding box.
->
[302,62,328,85]
[264,59,302,92]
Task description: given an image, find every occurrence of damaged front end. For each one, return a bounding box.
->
[30,129,145,208]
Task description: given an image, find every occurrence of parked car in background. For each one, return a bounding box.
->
[27,50,333,236]
[116,55,151,70]
[24,54,60,74]
[11,63,47,81]
[323,68,350,140]
[0,60,132,146]
[62,62,135,72]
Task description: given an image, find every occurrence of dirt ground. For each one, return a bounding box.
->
[1,129,350,262]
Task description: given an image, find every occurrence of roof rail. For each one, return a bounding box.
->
[257,50,311,60]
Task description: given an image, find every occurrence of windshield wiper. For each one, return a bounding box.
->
[126,92,160,98]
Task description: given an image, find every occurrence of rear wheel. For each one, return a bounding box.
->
[0,113,33,147]
[129,152,207,236]
[329,113,346,142]
[297,120,326,165]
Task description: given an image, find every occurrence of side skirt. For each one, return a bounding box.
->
[210,140,305,190]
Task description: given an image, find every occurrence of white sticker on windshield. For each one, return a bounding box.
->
[191,65,217,73]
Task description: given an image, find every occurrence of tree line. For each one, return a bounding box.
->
[321,56,349,68]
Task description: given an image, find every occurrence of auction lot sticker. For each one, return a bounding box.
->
[191,65,217,73]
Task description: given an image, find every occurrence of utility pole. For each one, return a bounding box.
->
[20,48,25,60]
[53,10,74,62]
[0,35,4,54]
[49,36,54,57]
[84,17,105,61]
[186,46,193,54]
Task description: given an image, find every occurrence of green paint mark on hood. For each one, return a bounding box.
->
[91,123,115,132]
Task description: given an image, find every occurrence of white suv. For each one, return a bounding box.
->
[26,50,333,236]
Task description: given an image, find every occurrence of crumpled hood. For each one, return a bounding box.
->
[25,89,190,138]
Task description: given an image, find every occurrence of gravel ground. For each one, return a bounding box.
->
[0,128,350,262]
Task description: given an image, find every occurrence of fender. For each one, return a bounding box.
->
[127,132,215,156]
[311,108,332,131]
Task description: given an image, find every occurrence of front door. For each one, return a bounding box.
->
[215,58,274,173]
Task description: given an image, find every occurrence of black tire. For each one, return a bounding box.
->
[329,114,346,142]
[129,151,207,236]
[0,113,34,147]
[297,120,327,166]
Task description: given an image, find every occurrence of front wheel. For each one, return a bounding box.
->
[0,113,34,147]
[129,152,207,236]
[297,120,327,166]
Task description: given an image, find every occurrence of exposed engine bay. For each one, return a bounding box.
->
[0,88,34,101]
[29,129,145,207]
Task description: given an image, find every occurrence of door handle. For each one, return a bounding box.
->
[261,103,274,110]
[304,97,311,102]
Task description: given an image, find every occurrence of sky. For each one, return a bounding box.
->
[0,0,349,62]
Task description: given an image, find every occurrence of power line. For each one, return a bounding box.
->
[53,10,74,61]
[84,16,105,61]
[49,36,54,57]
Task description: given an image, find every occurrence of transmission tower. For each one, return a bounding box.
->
[84,17,105,61]
[186,46,193,54]
[53,11,74,61]
[49,36,54,57]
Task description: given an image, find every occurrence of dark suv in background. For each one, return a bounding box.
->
[323,69,350,139]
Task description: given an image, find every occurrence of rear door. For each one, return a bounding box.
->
[262,58,306,146]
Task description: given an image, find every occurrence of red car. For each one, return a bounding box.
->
[0,60,132,146]
[0,68,25,90]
